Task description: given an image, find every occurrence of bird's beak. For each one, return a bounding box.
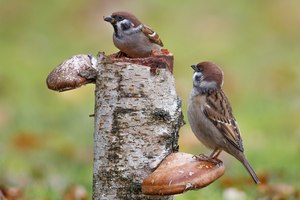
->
[191,64,197,71]
[103,15,116,23]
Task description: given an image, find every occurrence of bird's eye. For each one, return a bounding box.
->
[194,68,203,73]
[116,16,124,21]
[191,65,203,72]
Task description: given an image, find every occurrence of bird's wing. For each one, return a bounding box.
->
[142,25,164,47]
[203,90,244,152]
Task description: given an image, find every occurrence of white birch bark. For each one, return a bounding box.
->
[93,54,182,200]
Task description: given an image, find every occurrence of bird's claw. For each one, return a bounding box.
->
[193,154,221,165]
[193,154,209,160]
[115,51,128,58]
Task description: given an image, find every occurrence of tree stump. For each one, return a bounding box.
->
[92,52,182,200]
[46,52,225,200]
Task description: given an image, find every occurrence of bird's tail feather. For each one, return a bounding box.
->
[241,158,260,184]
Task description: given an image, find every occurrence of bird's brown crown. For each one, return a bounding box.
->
[111,11,142,27]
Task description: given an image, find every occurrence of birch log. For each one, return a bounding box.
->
[92,53,182,200]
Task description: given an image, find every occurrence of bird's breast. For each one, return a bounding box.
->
[187,92,221,149]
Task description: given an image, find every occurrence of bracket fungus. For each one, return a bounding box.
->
[46,54,98,92]
[142,152,225,195]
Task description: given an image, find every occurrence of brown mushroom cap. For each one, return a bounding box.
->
[142,152,225,195]
[46,54,97,92]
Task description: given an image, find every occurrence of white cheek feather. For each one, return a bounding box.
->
[122,19,131,25]
[122,23,143,35]
[193,72,203,87]
[199,80,217,90]
[116,21,123,30]
[116,19,133,31]
[193,72,201,80]
[133,24,143,31]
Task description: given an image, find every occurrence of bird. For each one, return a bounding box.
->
[104,11,163,58]
[187,61,260,184]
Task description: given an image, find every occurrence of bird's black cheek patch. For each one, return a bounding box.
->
[121,23,131,31]
[193,71,203,82]
[194,75,202,82]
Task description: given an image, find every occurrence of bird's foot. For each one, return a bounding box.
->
[115,51,128,58]
[193,154,221,165]
[193,154,209,161]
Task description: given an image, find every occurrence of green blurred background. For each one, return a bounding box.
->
[1,0,300,199]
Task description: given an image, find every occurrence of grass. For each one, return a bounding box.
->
[1,0,300,199]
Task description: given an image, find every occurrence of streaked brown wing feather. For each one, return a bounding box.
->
[142,25,163,46]
[203,90,244,152]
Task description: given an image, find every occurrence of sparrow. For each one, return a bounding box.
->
[104,11,163,58]
[187,61,260,184]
